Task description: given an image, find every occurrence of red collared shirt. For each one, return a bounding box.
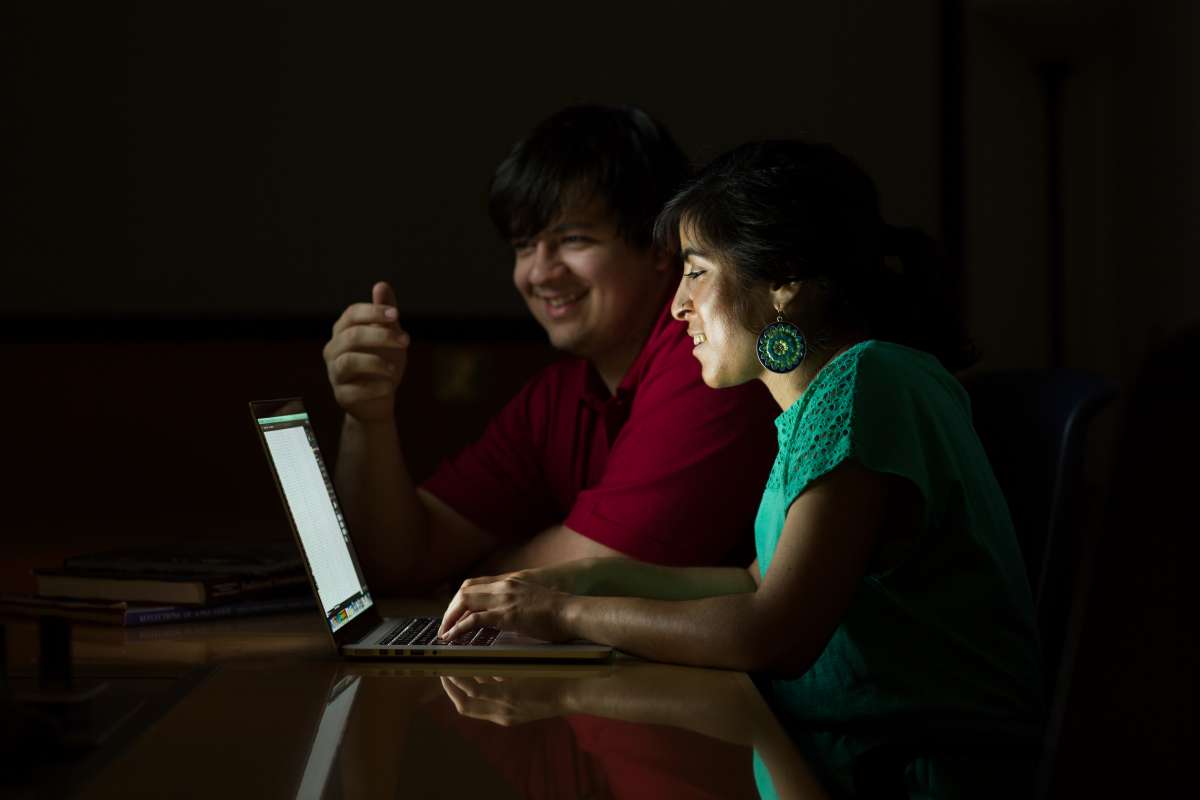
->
[422,300,777,566]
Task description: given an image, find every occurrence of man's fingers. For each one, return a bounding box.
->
[372,281,398,309]
[331,302,403,337]
[340,324,410,352]
[329,352,397,384]
[323,328,409,378]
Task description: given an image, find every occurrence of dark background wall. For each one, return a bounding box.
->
[7,2,1192,372]
[965,0,1198,385]
[2,1,940,319]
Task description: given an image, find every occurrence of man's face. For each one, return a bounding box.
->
[512,201,667,364]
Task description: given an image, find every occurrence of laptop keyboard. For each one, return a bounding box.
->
[377,617,499,648]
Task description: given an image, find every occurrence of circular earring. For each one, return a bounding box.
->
[756,314,806,373]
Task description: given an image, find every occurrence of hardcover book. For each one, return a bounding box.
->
[32,568,307,606]
[31,539,308,605]
[61,540,302,577]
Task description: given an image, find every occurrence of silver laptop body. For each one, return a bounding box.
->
[250,397,611,662]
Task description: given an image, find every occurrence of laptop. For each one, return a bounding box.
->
[250,397,612,662]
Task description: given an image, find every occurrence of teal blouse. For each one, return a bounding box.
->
[753,340,1044,730]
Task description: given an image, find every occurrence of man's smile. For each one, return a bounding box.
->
[536,288,590,318]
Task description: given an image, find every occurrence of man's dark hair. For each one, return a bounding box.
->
[489,105,690,250]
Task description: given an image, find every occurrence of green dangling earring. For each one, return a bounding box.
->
[756,313,806,373]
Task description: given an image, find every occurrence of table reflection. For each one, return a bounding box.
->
[77,660,1038,799]
[429,662,825,800]
[430,665,1040,799]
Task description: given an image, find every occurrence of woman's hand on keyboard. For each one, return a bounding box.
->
[437,572,575,643]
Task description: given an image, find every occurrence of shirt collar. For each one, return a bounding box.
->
[580,297,675,410]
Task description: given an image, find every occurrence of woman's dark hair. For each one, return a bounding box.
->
[489,105,690,251]
[654,140,978,371]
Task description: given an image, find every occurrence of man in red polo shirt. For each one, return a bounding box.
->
[323,105,776,593]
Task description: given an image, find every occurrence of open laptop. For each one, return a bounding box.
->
[250,397,611,662]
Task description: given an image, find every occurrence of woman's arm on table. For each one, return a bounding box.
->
[440,461,893,675]
[465,555,759,601]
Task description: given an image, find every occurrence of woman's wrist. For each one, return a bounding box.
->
[558,594,592,641]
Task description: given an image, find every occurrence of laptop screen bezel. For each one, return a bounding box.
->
[249,397,384,651]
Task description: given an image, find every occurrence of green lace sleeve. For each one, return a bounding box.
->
[774,341,961,531]
[773,344,863,504]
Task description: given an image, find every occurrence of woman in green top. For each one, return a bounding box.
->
[439,141,1044,736]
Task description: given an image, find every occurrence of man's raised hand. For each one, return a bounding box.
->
[323,281,411,424]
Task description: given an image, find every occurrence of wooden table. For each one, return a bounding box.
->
[3,598,1043,798]
[2,600,824,799]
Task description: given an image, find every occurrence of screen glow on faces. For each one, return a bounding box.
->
[511,202,668,369]
[671,228,763,388]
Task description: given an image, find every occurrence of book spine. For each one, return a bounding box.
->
[125,596,314,626]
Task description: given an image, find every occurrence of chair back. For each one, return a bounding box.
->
[1039,327,1197,796]
[960,368,1116,683]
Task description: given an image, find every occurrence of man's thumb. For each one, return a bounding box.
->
[372,281,397,308]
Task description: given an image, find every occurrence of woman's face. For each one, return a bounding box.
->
[670,226,766,388]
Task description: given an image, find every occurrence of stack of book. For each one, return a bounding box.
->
[1,540,315,627]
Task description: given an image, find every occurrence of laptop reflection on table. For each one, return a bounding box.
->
[294,672,363,800]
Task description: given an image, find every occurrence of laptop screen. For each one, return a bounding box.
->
[254,401,373,634]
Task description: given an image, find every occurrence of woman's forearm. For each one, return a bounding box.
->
[563,592,772,671]
[584,558,756,599]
